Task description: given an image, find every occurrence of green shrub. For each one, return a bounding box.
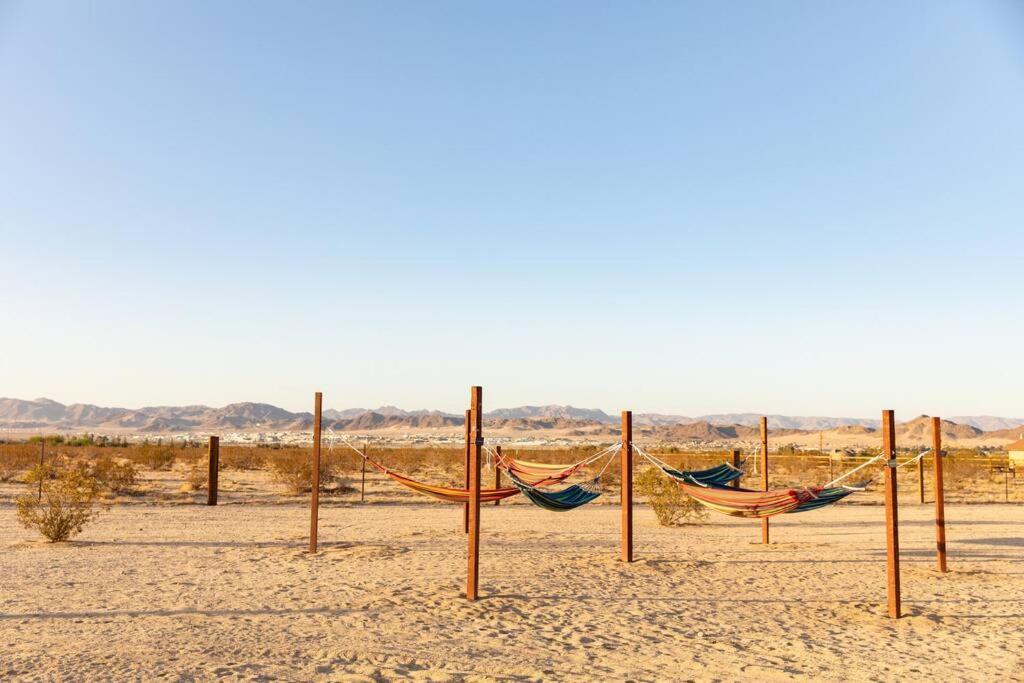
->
[16,468,101,541]
[91,456,139,494]
[635,467,708,526]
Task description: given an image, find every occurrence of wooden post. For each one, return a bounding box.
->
[621,411,633,563]
[37,439,44,502]
[760,417,769,544]
[463,409,471,533]
[731,449,741,489]
[932,416,947,573]
[882,409,901,619]
[309,391,322,554]
[918,446,926,504]
[206,436,219,506]
[494,445,503,506]
[360,444,367,503]
[466,386,483,600]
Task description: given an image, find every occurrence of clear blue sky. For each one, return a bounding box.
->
[2,1,1022,417]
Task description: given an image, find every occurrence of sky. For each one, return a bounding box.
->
[2,1,1023,418]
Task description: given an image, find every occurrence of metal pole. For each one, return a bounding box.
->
[882,409,902,619]
[760,417,769,545]
[463,409,470,534]
[206,436,219,506]
[466,386,483,600]
[309,392,322,554]
[361,444,366,503]
[932,416,947,573]
[621,411,633,562]
[731,449,741,489]
[494,445,502,506]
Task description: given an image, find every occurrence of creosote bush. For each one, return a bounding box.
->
[90,456,139,495]
[635,467,708,526]
[16,468,101,542]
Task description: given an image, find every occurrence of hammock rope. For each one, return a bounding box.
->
[487,443,619,487]
[632,445,746,487]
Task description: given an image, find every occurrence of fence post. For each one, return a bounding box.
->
[731,449,741,489]
[932,416,947,573]
[882,409,901,618]
[361,444,367,503]
[918,448,926,504]
[37,439,45,502]
[494,445,503,506]
[760,417,769,544]
[309,391,322,554]
[206,436,219,506]
[621,411,633,563]
[466,386,483,600]
[463,409,470,534]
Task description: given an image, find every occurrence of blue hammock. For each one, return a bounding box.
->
[660,462,744,487]
[507,472,602,512]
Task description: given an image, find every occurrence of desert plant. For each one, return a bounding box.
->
[137,444,176,471]
[219,446,266,470]
[91,456,139,494]
[184,461,207,491]
[635,467,708,526]
[16,468,101,541]
[271,450,344,494]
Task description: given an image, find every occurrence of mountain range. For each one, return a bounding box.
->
[1,398,1021,445]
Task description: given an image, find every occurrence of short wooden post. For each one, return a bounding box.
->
[494,445,503,506]
[466,386,483,600]
[760,417,769,544]
[621,411,633,563]
[882,409,902,618]
[731,449,741,489]
[463,409,471,534]
[309,391,322,554]
[360,444,367,503]
[37,439,44,502]
[918,446,926,504]
[932,416,947,573]
[206,436,219,506]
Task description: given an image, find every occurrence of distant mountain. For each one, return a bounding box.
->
[486,405,616,423]
[948,416,1024,431]
[691,413,879,430]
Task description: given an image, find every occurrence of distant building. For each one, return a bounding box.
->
[1006,439,1024,466]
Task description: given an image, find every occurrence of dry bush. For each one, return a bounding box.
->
[16,468,101,541]
[270,449,344,494]
[0,443,41,482]
[184,461,207,492]
[635,467,707,526]
[137,444,176,471]
[219,446,266,470]
[90,456,139,494]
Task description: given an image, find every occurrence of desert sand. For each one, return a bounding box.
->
[2,499,1022,681]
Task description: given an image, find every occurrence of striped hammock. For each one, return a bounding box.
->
[506,471,602,512]
[678,481,861,518]
[365,457,520,504]
[659,462,744,487]
[498,457,584,487]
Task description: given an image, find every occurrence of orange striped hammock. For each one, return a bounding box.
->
[365,456,519,504]
[496,457,583,487]
[678,482,822,518]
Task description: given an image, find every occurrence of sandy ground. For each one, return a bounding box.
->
[2,499,1022,682]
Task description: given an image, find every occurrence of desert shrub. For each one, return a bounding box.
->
[0,444,40,482]
[184,461,207,492]
[136,444,176,471]
[635,467,707,526]
[219,446,266,470]
[91,456,139,494]
[16,468,101,542]
[271,450,344,494]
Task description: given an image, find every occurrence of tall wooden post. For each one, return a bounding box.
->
[494,445,503,506]
[621,411,633,563]
[37,439,44,502]
[882,409,901,618]
[760,417,769,544]
[731,449,741,489]
[466,386,483,600]
[206,436,219,506]
[309,391,322,554]
[918,447,926,504]
[933,416,947,573]
[360,444,367,503]
[463,409,471,533]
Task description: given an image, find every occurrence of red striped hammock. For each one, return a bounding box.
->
[496,457,583,487]
[678,482,822,518]
[365,456,520,504]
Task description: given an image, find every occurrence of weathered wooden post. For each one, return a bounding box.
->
[360,444,367,503]
[731,449,742,489]
[494,445,503,506]
[918,443,926,504]
[463,409,471,534]
[760,417,769,544]
[882,409,901,618]
[309,391,322,554]
[37,439,44,502]
[206,436,219,506]
[466,386,483,600]
[621,410,633,563]
[933,416,947,573]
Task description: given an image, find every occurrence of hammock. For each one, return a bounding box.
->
[678,482,819,518]
[659,462,744,487]
[506,471,602,512]
[364,456,520,504]
[499,457,584,487]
